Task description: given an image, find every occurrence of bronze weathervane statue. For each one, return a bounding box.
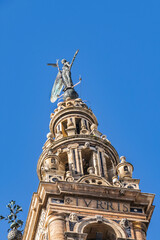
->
[48,50,81,103]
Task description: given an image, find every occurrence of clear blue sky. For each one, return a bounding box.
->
[0,0,160,239]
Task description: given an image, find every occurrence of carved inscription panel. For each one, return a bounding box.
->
[64,196,130,213]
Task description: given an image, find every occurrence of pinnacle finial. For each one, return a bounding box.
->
[120,156,126,163]
[46,132,54,139]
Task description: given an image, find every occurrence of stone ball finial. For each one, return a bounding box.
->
[66,171,72,177]
[90,124,97,131]
[112,175,118,184]
[120,156,126,163]
[87,167,95,174]
[101,135,106,140]
[47,132,54,139]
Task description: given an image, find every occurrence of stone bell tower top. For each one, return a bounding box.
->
[37,97,120,185]
[23,53,155,240]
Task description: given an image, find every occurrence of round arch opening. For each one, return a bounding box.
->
[83,222,116,240]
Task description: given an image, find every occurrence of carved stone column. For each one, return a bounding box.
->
[67,144,80,176]
[133,222,146,240]
[93,151,98,175]
[78,149,84,175]
[130,222,136,239]
[47,215,65,240]
[97,148,105,177]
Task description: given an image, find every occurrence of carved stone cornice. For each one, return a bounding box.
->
[23,180,154,240]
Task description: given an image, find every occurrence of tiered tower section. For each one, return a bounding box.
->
[37,97,119,185]
[23,97,155,240]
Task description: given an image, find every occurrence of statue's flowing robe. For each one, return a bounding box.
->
[62,64,73,88]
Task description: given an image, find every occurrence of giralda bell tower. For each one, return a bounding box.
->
[23,52,154,240]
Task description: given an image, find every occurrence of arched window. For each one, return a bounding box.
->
[61,120,67,137]
[105,157,114,182]
[124,166,128,172]
[83,223,116,240]
[82,149,93,175]
[76,118,81,134]
[58,152,69,172]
